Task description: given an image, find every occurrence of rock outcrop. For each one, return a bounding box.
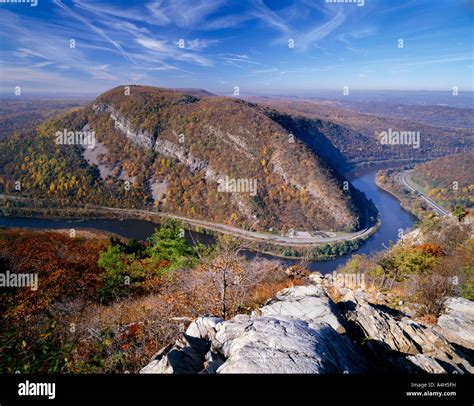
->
[212,315,367,373]
[141,280,474,374]
[255,284,346,334]
[341,298,473,373]
[141,285,366,374]
[93,103,156,149]
[141,316,223,374]
[142,313,368,374]
[153,138,207,173]
[436,297,474,350]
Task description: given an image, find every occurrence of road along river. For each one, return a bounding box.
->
[0,166,415,273]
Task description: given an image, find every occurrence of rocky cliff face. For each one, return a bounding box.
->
[92,102,156,150]
[141,274,473,374]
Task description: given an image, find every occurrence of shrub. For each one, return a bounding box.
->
[409,272,456,316]
[97,221,202,302]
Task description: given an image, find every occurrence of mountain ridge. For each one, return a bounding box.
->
[0,85,375,234]
[87,85,364,232]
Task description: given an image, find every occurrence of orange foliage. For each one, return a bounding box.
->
[248,278,305,309]
[414,243,445,257]
[0,228,107,321]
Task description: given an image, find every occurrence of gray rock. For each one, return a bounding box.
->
[93,103,155,149]
[140,316,223,374]
[307,272,324,285]
[342,299,473,373]
[406,354,454,374]
[185,316,223,342]
[141,312,367,374]
[437,297,474,349]
[140,343,175,374]
[154,138,208,173]
[140,283,474,374]
[256,285,347,334]
[212,315,368,373]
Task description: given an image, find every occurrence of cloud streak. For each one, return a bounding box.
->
[53,0,137,64]
[0,0,471,93]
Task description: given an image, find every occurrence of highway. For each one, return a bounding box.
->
[399,171,450,216]
[0,194,375,247]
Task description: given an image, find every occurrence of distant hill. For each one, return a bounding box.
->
[411,151,474,210]
[248,97,473,168]
[325,99,474,129]
[0,85,372,233]
[0,98,89,140]
[172,88,216,97]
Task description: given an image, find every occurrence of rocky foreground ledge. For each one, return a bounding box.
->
[141,274,473,374]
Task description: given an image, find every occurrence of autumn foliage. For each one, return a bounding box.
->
[0,226,301,373]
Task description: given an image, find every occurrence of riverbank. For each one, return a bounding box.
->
[0,168,416,273]
[374,167,452,222]
[0,188,378,248]
[0,204,379,261]
[374,170,422,219]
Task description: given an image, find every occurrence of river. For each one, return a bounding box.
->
[0,166,415,273]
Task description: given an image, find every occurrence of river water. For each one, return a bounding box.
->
[0,166,415,273]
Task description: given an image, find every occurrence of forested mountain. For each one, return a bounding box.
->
[279,98,474,129]
[411,151,474,210]
[250,97,473,169]
[0,85,371,233]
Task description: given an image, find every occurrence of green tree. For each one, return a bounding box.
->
[146,221,198,270]
[97,245,128,302]
[453,205,467,222]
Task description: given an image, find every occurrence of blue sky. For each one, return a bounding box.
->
[0,0,473,96]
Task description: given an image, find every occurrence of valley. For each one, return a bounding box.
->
[248,96,473,169]
[0,166,414,273]
[1,86,472,259]
[1,86,382,239]
[1,89,472,378]
[0,0,473,394]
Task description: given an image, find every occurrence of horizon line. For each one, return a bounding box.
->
[1,87,473,98]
